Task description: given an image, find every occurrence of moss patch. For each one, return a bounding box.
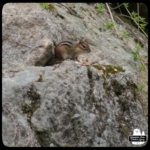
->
[93,64,125,79]
[22,84,41,122]
[95,103,107,120]
[111,79,124,96]
[119,123,129,139]
[39,3,56,11]
[118,98,130,112]
[36,74,43,82]
[36,131,50,147]
[126,80,138,101]
[87,66,92,79]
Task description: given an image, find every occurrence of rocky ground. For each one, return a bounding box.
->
[2,3,148,147]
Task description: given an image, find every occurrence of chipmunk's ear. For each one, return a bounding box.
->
[82,38,87,42]
[79,38,87,43]
[79,39,83,43]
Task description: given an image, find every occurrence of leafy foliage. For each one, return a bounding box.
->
[131,43,141,61]
[40,3,49,9]
[139,84,145,91]
[96,3,105,14]
[39,3,56,11]
[123,3,129,8]
[121,30,128,39]
[140,64,145,70]
[131,11,147,30]
[104,22,114,29]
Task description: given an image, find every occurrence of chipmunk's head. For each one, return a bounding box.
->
[78,39,91,53]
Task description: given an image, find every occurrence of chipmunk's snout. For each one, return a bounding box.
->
[88,48,91,52]
[86,45,91,53]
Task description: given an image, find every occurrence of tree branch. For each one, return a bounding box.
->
[106,3,119,37]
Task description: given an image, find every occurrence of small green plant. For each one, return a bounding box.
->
[104,22,114,30]
[140,23,147,30]
[40,3,49,9]
[39,3,56,11]
[96,3,105,14]
[131,43,141,61]
[123,3,129,8]
[139,84,145,91]
[131,11,147,30]
[121,30,128,39]
[140,64,145,70]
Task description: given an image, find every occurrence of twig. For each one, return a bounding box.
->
[118,14,148,24]
[117,3,123,14]
[110,14,148,72]
[12,121,19,141]
[122,37,148,72]
[124,5,148,38]
[113,15,147,48]
[137,3,140,43]
[110,3,124,10]
[56,3,84,19]
[106,3,119,37]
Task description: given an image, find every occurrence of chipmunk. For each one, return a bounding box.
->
[55,39,91,60]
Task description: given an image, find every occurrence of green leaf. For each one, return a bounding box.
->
[140,23,146,30]
[96,3,105,14]
[131,51,136,55]
[104,22,114,29]
[121,30,128,39]
[140,24,146,27]
[40,3,48,9]
[123,3,129,8]
[139,84,145,91]
[139,16,145,21]
[131,11,137,17]
[133,55,138,61]
[136,43,141,52]
[140,64,145,70]
[133,17,138,22]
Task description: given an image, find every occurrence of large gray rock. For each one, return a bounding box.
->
[2,3,148,147]
[2,63,148,147]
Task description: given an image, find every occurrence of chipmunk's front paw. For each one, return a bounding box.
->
[75,61,91,66]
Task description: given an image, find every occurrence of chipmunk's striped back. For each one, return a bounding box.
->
[55,41,73,49]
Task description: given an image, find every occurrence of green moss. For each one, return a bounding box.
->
[95,103,107,120]
[119,123,129,138]
[93,64,104,70]
[63,128,71,138]
[37,75,43,82]
[39,3,56,11]
[66,144,71,147]
[22,84,41,122]
[36,131,49,147]
[22,103,32,113]
[26,89,40,101]
[126,80,138,101]
[22,102,40,122]
[116,115,124,122]
[118,98,129,112]
[111,79,124,96]
[93,64,125,79]
[87,66,92,79]
[91,64,125,97]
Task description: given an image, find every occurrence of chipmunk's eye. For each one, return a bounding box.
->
[81,44,86,49]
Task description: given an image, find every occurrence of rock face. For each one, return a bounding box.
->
[2,3,148,147]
